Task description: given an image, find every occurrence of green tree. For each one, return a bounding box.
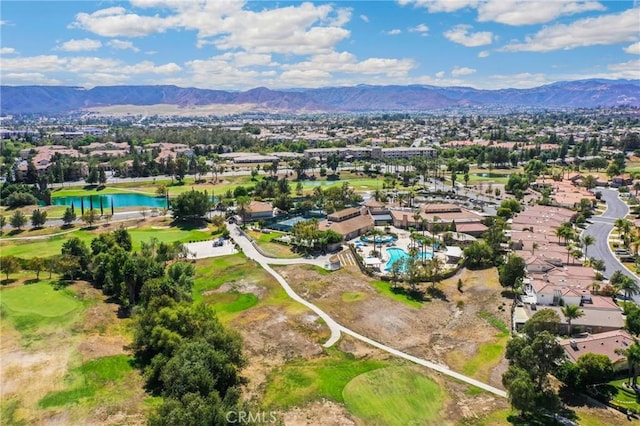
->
[98,168,107,185]
[463,241,494,269]
[10,210,26,230]
[616,342,640,387]
[615,275,640,301]
[498,255,526,293]
[576,353,614,387]
[62,207,76,226]
[0,215,5,234]
[561,304,584,336]
[502,366,537,417]
[521,308,560,339]
[625,304,640,336]
[28,257,46,280]
[0,255,20,280]
[30,209,47,228]
[113,226,133,251]
[148,392,229,426]
[82,209,99,227]
[581,234,595,258]
[171,190,211,222]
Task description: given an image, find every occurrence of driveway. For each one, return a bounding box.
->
[583,188,639,300]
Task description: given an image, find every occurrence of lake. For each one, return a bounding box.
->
[52,193,169,209]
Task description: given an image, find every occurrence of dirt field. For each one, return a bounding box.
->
[272,264,512,422]
[1,281,147,425]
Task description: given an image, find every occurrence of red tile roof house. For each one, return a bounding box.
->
[390,203,484,230]
[318,207,375,241]
[247,201,275,220]
[559,330,635,371]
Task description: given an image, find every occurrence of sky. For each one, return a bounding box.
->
[1,0,639,90]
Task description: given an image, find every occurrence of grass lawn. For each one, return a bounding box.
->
[0,222,212,258]
[370,280,422,308]
[261,348,390,409]
[461,335,509,382]
[341,292,367,302]
[600,378,640,412]
[246,229,300,258]
[342,366,445,426]
[38,355,135,408]
[0,280,87,342]
[193,254,258,302]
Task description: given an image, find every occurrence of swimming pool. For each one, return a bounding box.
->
[384,247,433,271]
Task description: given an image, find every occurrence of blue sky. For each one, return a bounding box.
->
[1,1,639,90]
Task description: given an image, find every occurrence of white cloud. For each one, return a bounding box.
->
[70,6,179,37]
[476,1,606,26]
[0,47,17,55]
[386,29,402,36]
[283,51,416,78]
[624,42,640,55]
[107,39,140,52]
[435,71,446,78]
[444,25,494,47]
[0,20,9,26]
[57,38,103,52]
[502,8,640,52]
[478,50,490,58]
[360,14,369,23]
[2,73,61,85]
[607,59,640,77]
[71,2,352,56]
[409,24,429,34]
[1,55,67,72]
[398,0,606,25]
[398,0,478,13]
[451,66,476,76]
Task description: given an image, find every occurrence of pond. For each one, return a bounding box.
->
[52,193,169,209]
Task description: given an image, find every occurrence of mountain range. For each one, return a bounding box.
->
[1,79,639,115]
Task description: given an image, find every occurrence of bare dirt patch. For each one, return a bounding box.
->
[275,264,513,424]
[282,399,356,426]
[211,280,269,300]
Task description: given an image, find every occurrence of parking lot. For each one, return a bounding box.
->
[184,239,237,259]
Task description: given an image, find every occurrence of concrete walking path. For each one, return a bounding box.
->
[227,223,508,398]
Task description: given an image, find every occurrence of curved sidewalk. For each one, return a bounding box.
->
[227,223,507,398]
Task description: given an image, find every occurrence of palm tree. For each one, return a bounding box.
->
[589,281,601,296]
[581,234,595,258]
[616,275,640,301]
[616,342,640,387]
[561,304,584,336]
[582,174,597,190]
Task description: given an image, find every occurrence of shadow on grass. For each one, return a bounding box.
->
[426,286,448,301]
[6,229,25,236]
[1,278,18,286]
[171,219,209,230]
[390,286,429,302]
[60,224,75,230]
[24,278,41,285]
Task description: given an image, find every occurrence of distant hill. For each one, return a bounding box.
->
[1,79,639,115]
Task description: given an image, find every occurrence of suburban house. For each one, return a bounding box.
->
[318,207,374,241]
[559,330,635,371]
[390,203,484,231]
[247,201,275,220]
[364,199,392,225]
[611,173,634,188]
[516,301,624,335]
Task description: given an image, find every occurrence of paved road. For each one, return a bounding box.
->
[226,223,508,398]
[583,188,639,301]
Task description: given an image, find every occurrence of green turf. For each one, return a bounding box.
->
[262,349,389,409]
[38,355,133,408]
[0,225,211,258]
[341,292,366,302]
[0,281,86,342]
[478,311,510,334]
[205,292,259,317]
[342,366,444,426]
[462,338,508,379]
[370,280,422,308]
[193,254,255,301]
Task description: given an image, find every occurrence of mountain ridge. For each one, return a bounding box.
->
[1,79,639,115]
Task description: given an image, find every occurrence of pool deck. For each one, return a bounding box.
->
[350,225,452,274]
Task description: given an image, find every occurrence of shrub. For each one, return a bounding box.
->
[5,192,38,208]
